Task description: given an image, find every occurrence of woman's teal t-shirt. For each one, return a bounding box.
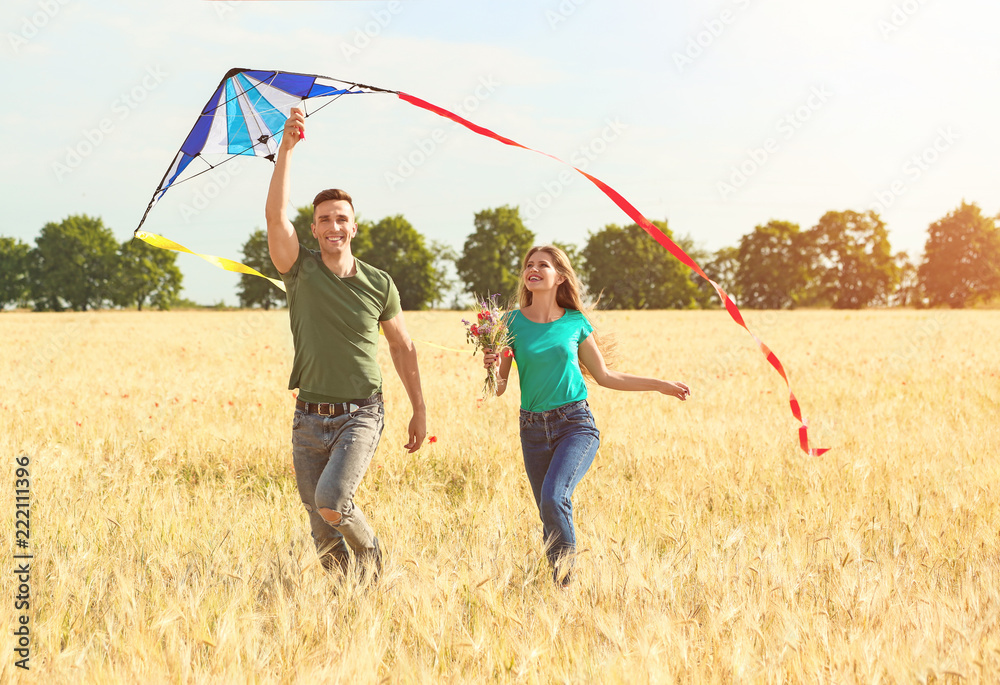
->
[507,308,595,412]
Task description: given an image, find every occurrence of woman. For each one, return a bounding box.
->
[484,245,691,587]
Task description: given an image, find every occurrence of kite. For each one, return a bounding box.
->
[133,69,393,288]
[133,67,828,456]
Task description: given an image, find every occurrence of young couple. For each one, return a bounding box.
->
[266,108,690,586]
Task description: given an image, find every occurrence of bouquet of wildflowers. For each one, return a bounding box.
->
[462,293,514,397]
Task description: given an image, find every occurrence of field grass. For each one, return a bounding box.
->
[2,309,998,683]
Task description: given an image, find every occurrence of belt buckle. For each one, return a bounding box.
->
[319,403,334,416]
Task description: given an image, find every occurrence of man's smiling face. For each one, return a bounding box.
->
[311,199,357,256]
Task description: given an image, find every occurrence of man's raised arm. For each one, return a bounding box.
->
[265,107,306,274]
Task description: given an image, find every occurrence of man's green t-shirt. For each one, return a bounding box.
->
[507,308,595,412]
[281,247,401,403]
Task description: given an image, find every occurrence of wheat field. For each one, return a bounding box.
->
[1,309,997,684]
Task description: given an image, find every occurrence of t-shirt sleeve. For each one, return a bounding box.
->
[578,312,595,344]
[504,311,519,354]
[279,244,310,286]
[379,276,402,321]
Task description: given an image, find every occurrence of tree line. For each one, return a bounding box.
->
[0,215,182,311]
[237,200,999,310]
[3,200,998,311]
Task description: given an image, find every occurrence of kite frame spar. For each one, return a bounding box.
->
[133,67,828,456]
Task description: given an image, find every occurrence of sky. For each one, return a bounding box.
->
[5,0,1000,305]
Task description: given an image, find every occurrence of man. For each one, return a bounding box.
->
[265,107,426,577]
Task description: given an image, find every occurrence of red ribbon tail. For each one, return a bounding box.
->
[397,91,829,456]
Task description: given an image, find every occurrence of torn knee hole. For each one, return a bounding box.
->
[318,507,342,525]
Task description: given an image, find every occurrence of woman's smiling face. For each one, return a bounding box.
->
[523,250,566,292]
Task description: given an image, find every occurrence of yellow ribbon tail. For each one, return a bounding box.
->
[135,231,286,292]
[409,337,469,354]
[376,327,466,354]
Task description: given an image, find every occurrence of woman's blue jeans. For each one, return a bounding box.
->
[519,399,600,569]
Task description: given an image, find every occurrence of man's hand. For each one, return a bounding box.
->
[404,411,426,453]
[281,107,305,152]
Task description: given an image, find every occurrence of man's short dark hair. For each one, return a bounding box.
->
[312,189,354,216]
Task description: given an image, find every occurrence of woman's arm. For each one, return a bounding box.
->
[578,334,690,400]
[483,348,514,397]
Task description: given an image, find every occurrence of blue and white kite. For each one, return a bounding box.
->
[134,68,392,232]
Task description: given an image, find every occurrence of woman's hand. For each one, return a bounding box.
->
[661,381,691,401]
[483,348,512,397]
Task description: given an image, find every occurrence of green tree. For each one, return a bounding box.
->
[237,229,285,310]
[113,238,183,310]
[891,251,921,307]
[552,241,585,280]
[809,210,898,309]
[428,240,458,309]
[734,220,814,309]
[676,233,714,308]
[234,207,312,310]
[581,221,701,309]
[30,215,119,311]
[0,236,31,309]
[455,206,535,301]
[918,201,1000,308]
[695,245,740,308]
[355,215,438,310]
[290,205,317,248]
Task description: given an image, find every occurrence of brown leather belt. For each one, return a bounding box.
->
[295,393,382,417]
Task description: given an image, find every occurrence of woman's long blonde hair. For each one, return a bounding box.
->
[516,245,615,378]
